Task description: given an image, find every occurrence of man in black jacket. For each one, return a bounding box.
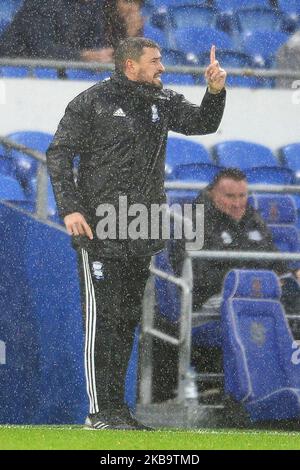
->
[47,37,226,429]
[170,168,288,316]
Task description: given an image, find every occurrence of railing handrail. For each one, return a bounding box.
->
[188,250,300,261]
[165,181,300,193]
[0,136,46,163]
[0,57,300,80]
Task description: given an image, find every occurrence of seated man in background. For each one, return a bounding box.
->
[170,167,300,320]
[0,0,144,62]
[152,168,300,402]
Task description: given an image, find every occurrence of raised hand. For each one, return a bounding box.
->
[205,45,227,94]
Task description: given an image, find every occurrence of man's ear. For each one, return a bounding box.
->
[125,58,136,74]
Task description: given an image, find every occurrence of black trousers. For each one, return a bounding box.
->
[77,247,151,414]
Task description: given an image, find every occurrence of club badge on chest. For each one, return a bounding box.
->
[151,104,159,123]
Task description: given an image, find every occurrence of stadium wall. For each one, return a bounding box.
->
[1,78,299,150]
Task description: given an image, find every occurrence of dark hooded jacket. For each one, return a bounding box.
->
[47,73,226,257]
[169,190,287,309]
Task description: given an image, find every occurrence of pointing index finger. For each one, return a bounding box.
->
[210,45,216,64]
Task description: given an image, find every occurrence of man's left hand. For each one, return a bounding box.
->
[205,45,227,94]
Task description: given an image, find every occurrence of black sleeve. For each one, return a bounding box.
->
[168,88,226,135]
[46,92,93,219]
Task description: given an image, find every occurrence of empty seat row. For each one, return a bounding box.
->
[150,0,300,17]
[165,138,300,222]
[145,23,290,71]
[166,137,300,182]
[2,131,300,221]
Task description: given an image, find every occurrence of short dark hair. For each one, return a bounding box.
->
[209,168,247,190]
[114,37,160,73]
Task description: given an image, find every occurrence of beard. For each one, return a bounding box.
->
[136,71,163,89]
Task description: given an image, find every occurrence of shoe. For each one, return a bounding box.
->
[85,409,152,431]
[85,411,135,430]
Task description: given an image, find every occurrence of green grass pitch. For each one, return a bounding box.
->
[1,426,300,450]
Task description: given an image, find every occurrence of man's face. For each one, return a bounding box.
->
[130,47,165,88]
[210,178,248,221]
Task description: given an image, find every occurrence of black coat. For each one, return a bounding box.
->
[170,190,287,309]
[47,73,226,257]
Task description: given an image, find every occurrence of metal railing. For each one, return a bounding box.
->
[165,181,300,194]
[1,57,300,81]
[139,249,300,408]
[0,136,67,234]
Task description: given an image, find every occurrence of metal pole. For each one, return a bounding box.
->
[36,162,48,220]
[189,250,300,261]
[177,255,193,403]
[139,271,156,406]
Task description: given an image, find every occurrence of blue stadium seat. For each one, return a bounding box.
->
[214,0,271,14]
[166,137,211,170]
[213,141,294,184]
[161,48,196,85]
[163,73,195,85]
[249,193,300,270]
[169,5,217,29]
[212,140,278,169]
[0,18,10,34]
[151,0,205,8]
[280,143,300,180]
[166,163,222,205]
[242,31,289,67]
[0,174,25,200]
[144,23,169,48]
[174,27,234,56]
[0,143,16,177]
[236,7,285,33]
[34,68,59,79]
[66,69,111,82]
[168,162,221,182]
[222,269,300,422]
[0,67,28,78]
[6,131,53,187]
[279,143,300,223]
[0,0,23,21]
[269,224,300,254]
[249,194,297,225]
[277,0,300,16]
[244,167,295,185]
[198,50,259,88]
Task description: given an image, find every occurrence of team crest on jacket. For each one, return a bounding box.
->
[221,231,233,245]
[151,104,159,123]
[92,261,104,280]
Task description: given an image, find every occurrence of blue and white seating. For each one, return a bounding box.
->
[222,269,300,422]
